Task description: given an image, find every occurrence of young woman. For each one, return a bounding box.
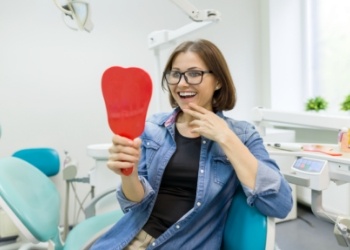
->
[90,39,293,249]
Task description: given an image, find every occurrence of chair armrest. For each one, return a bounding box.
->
[66,209,124,250]
[84,188,116,218]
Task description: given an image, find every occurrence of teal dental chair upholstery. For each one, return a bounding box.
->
[12,147,60,177]
[0,148,61,249]
[0,157,123,250]
[222,186,275,250]
[0,156,275,250]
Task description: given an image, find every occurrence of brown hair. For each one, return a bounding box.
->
[161,39,236,112]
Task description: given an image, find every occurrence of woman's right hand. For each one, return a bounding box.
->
[107,134,142,176]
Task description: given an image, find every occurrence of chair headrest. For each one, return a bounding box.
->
[12,148,60,177]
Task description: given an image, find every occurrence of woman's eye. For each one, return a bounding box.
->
[171,72,180,77]
[188,71,201,77]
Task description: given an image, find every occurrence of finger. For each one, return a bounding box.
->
[107,161,134,174]
[109,143,135,154]
[107,149,139,174]
[112,134,133,146]
[182,108,199,118]
[133,137,142,148]
[107,160,134,169]
[109,151,139,162]
[188,103,209,114]
[110,135,140,154]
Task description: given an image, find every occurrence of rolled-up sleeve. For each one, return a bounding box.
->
[241,161,293,218]
[116,176,155,213]
[242,161,280,199]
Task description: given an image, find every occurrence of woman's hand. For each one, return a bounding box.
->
[107,134,142,177]
[184,103,258,189]
[182,103,231,143]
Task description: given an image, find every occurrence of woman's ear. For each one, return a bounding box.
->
[215,82,221,90]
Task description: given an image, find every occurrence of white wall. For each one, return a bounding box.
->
[0,0,284,225]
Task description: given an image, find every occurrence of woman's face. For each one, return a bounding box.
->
[168,51,219,111]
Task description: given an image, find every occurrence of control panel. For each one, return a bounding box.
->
[291,157,330,190]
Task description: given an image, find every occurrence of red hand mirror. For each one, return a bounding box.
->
[101,66,152,175]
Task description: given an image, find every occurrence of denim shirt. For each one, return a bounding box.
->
[91,109,293,250]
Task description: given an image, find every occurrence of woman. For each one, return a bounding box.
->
[91,39,293,249]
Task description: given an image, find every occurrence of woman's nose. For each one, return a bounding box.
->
[177,74,189,86]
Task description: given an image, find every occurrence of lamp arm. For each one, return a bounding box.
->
[52,0,72,15]
[170,0,221,21]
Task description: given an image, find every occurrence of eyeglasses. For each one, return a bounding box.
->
[164,70,212,85]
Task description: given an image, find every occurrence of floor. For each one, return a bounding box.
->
[276,203,346,250]
[0,204,348,250]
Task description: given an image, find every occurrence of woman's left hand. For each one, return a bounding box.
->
[182,103,231,143]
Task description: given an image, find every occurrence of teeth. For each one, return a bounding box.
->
[179,92,196,97]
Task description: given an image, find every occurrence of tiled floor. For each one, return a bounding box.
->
[1,204,348,250]
[276,204,345,250]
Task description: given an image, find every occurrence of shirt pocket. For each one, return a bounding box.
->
[212,156,234,186]
[143,139,160,169]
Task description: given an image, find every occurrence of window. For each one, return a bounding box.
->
[306,0,350,113]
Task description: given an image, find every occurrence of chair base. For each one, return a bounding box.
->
[0,237,23,250]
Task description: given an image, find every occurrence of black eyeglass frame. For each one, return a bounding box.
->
[164,70,213,85]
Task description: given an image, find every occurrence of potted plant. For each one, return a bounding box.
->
[305,96,328,112]
[340,94,350,112]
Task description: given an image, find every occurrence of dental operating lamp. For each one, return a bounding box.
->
[148,0,221,49]
[171,0,220,22]
[53,0,93,32]
[52,0,220,36]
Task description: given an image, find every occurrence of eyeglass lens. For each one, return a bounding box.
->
[165,71,206,85]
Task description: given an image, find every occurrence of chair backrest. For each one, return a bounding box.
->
[0,157,63,249]
[12,148,60,177]
[222,187,275,250]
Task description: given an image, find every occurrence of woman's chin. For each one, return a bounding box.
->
[179,103,191,110]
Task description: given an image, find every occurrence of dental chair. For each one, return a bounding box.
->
[0,148,61,249]
[0,156,275,250]
[10,148,60,248]
[0,157,123,250]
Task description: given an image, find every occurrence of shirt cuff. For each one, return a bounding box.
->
[117,176,154,212]
[242,161,281,204]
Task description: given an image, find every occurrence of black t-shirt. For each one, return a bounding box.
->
[143,127,201,238]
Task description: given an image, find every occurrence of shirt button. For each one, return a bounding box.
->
[147,142,150,146]
[152,242,156,246]
[176,224,180,229]
[202,140,206,144]
[197,202,201,207]
[200,169,204,174]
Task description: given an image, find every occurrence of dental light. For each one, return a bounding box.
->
[148,0,221,49]
[170,0,220,22]
[53,0,93,32]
